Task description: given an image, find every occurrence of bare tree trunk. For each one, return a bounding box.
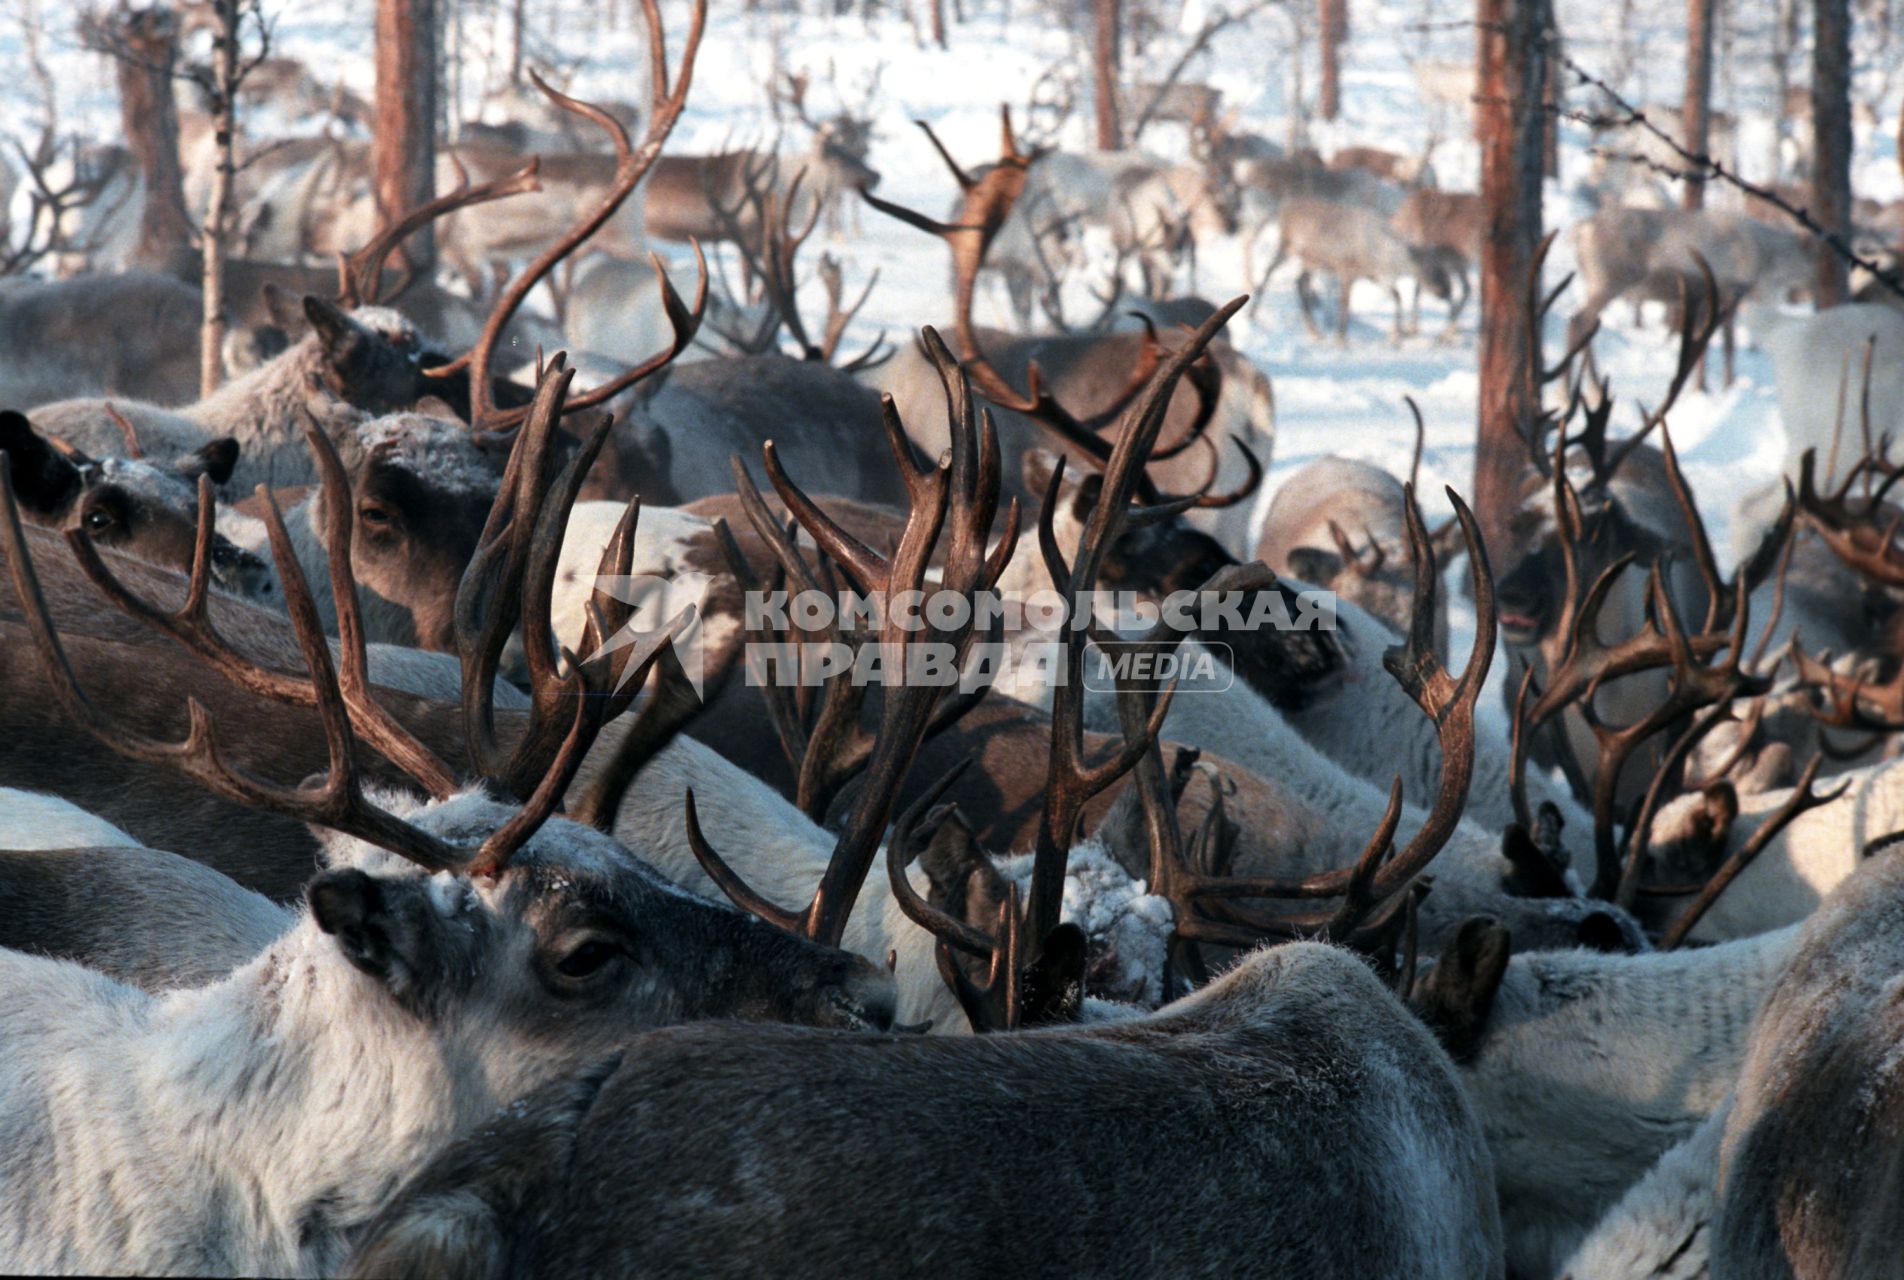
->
[1542,19,1561,177]
[1682,0,1714,208]
[510,0,527,86]
[930,0,947,48]
[1812,0,1852,306]
[1318,0,1344,121]
[1094,0,1122,149]
[200,0,243,397]
[1474,0,1548,561]
[109,9,196,277]
[375,0,437,274]
[1772,0,1801,180]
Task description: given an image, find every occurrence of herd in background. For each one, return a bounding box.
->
[5,1,1904,1277]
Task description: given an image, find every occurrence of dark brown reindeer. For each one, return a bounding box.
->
[861,108,1270,556]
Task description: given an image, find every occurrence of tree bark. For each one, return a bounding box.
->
[1682,0,1714,209]
[1093,0,1122,150]
[1812,0,1852,306]
[109,8,195,278]
[375,0,438,275]
[200,0,242,397]
[1319,0,1345,121]
[1474,0,1548,561]
[929,0,947,49]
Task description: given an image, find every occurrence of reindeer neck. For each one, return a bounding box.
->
[138,926,481,1275]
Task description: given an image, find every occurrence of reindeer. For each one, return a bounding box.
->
[1105,160,1238,299]
[0,835,294,991]
[1256,453,1449,656]
[1755,301,1904,488]
[1267,195,1456,341]
[1709,842,1904,1277]
[1391,188,1482,335]
[0,272,202,407]
[861,112,1267,556]
[0,409,270,597]
[1415,918,1800,1277]
[1332,143,1439,187]
[345,940,1504,1278]
[1568,206,1811,384]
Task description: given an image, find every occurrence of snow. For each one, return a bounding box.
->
[7,0,1895,634]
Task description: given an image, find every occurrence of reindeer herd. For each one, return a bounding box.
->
[6,1,1904,1276]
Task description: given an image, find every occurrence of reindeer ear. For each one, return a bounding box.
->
[1411,916,1511,1063]
[308,869,435,1013]
[303,295,364,364]
[0,411,83,516]
[917,811,1007,928]
[1499,824,1572,899]
[178,437,240,486]
[1283,545,1344,587]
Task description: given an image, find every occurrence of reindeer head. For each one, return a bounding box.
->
[0,410,270,598]
[302,788,895,1087]
[1019,448,1231,600]
[300,296,431,414]
[324,407,509,651]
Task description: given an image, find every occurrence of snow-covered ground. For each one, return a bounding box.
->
[3,0,1893,673]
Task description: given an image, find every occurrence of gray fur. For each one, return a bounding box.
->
[347,943,1504,1279]
[1712,845,1904,1278]
[26,302,428,493]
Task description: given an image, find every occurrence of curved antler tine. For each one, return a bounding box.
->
[761,440,895,593]
[345,155,541,308]
[3,456,464,871]
[877,395,934,508]
[1657,420,1724,629]
[1443,488,1496,705]
[1323,776,1404,940]
[1177,436,1263,510]
[580,498,642,659]
[435,0,706,428]
[1035,454,1075,590]
[1368,485,1492,899]
[455,359,573,778]
[683,788,806,934]
[528,68,635,156]
[304,426,461,799]
[467,681,592,878]
[885,763,996,958]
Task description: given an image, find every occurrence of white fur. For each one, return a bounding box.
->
[1560,1101,1726,1280]
[1646,750,1890,942]
[0,789,139,849]
[1462,931,1794,1278]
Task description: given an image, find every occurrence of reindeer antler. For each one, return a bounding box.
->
[427,0,710,430]
[863,108,1257,510]
[336,151,543,308]
[687,327,1020,948]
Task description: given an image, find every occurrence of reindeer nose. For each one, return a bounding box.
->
[826,955,897,1032]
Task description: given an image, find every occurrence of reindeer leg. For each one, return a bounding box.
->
[1442,268,1471,343]
[1724,308,1737,387]
[1391,284,1406,345]
[1337,275,1352,344]
[1296,269,1323,338]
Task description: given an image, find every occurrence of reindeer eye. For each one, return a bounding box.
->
[84,509,114,532]
[555,938,623,980]
[359,503,393,528]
